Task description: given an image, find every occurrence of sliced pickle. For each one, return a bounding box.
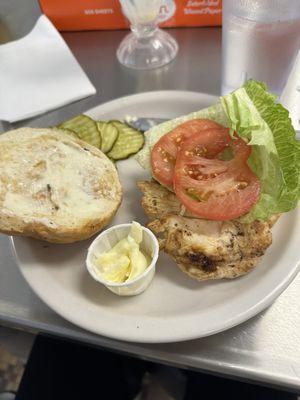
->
[107,121,144,160]
[58,115,101,149]
[97,121,119,154]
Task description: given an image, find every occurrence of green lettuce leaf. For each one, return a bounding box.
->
[136,80,300,222]
[222,80,300,221]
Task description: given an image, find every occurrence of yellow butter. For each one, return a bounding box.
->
[95,222,149,283]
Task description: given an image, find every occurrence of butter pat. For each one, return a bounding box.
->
[86,222,159,296]
[95,222,149,283]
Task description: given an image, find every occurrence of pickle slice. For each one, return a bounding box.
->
[97,121,119,154]
[58,115,101,149]
[107,122,144,160]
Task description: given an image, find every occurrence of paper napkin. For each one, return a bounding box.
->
[0,15,96,122]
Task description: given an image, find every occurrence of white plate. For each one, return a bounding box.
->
[12,91,300,343]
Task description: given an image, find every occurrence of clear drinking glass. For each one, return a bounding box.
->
[221,0,300,95]
[117,0,178,70]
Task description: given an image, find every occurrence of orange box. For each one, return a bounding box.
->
[39,0,222,31]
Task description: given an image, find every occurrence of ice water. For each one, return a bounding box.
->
[221,15,300,95]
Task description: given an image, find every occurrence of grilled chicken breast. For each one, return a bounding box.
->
[138,180,277,281]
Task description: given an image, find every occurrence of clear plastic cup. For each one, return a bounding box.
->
[221,0,300,95]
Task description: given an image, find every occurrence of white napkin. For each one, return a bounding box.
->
[0,15,96,122]
[280,49,300,132]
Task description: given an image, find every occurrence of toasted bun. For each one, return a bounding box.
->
[0,128,122,243]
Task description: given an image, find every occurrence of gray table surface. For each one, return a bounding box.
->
[1,0,300,392]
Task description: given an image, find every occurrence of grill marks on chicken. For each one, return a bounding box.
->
[138,180,276,281]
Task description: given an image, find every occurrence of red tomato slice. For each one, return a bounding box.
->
[174,132,260,221]
[151,119,229,188]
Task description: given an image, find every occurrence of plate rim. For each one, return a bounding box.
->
[12,90,300,343]
[86,90,219,117]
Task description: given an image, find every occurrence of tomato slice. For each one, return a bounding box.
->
[174,132,260,221]
[151,119,229,188]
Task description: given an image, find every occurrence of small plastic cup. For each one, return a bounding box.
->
[86,223,159,296]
